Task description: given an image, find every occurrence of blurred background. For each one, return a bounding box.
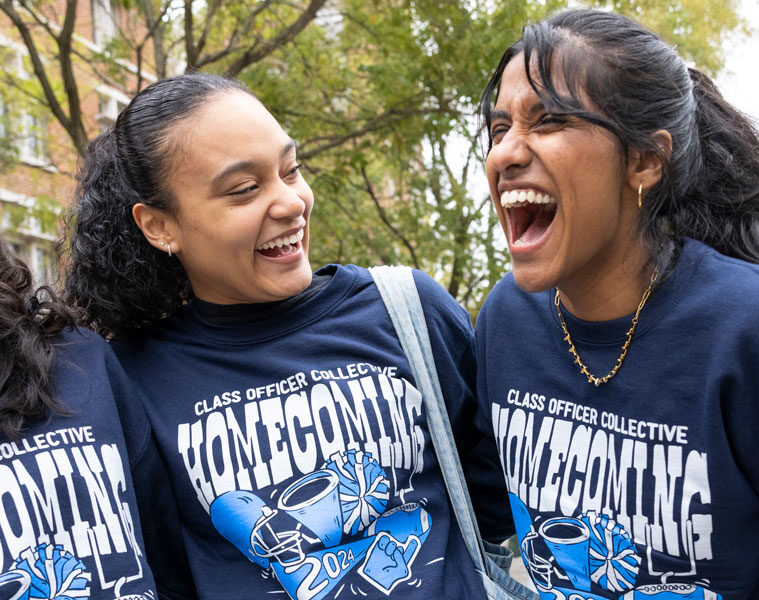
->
[0,0,756,317]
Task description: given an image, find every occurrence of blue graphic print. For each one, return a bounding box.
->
[0,543,90,600]
[324,450,391,536]
[210,450,431,600]
[508,493,723,600]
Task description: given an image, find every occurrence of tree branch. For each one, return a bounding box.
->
[56,0,88,153]
[359,165,419,269]
[0,0,86,153]
[184,0,197,68]
[299,101,452,160]
[139,0,171,79]
[224,0,327,77]
[193,1,275,69]
[16,0,60,41]
[194,0,222,59]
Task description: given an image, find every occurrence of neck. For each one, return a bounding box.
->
[557,248,654,322]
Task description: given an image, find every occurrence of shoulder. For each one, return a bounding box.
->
[411,268,472,330]
[478,271,545,324]
[682,240,759,321]
[52,326,112,377]
[54,325,108,354]
[689,239,759,294]
[352,263,473,350]
[49,327,125,416]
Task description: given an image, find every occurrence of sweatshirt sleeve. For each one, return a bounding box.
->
[108,342,199,600]
[412,270,513,543]
[721,317,759,499]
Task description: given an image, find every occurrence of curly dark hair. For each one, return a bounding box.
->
[64,73,254,337]
[0,235,77,440]
[480,9,759,273]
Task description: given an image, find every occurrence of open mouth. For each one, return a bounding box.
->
[256,229,304,258]
[500,189,557,246]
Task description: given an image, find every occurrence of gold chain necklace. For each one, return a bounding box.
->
[554,267,658,386]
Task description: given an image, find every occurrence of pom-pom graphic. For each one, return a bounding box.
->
[582,511,640,593]
[324,449,390,536]
[13,543,90,599]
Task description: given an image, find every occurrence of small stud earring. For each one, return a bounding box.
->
[638,183,643,208]
[168,243,172,258]
[160,241,165,246]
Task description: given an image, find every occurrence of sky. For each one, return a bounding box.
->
[716,0,759,121]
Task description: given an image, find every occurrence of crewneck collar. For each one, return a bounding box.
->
[182,264,358,345]
[192,272,332,326]
[547,239,707,346]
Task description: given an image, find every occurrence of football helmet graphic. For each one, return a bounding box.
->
[211,490,307,569]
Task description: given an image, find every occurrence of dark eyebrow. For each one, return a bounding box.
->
[211,139,298,186]
[490,102,546,124]
[282,139,297,156]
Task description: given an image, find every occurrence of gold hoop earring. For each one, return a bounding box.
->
[638,183,643,208]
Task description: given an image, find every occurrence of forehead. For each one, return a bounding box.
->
[493,51,579,115]
[171,92,291,177]
[493,54,539,112]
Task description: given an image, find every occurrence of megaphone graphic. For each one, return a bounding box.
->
[277,470,344,548]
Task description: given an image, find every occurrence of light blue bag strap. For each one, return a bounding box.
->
[368,265,488,574]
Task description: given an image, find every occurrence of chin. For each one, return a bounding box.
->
[283,264,314,295]
[511,265,555,294]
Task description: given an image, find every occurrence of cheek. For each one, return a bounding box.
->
[484,152,499,190]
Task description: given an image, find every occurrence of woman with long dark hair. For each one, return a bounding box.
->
[0,237,156,599]
[476,8,759,599]
[64,74,520,600]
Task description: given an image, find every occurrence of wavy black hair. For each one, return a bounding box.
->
[0,235,76,440]
[65,73,254,337]
[480,9,759,272]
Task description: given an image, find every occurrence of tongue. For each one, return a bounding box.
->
[258,243,296,258]
[518,205,555,244]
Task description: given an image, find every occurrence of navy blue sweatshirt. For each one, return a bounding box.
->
[475,239,759,600]
[0,328,157,600]
[113,265,508,600]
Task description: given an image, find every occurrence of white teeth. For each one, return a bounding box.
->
[256,228,305,251]
[500,189,556,208]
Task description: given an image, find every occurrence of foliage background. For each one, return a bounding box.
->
[0,0,744,315]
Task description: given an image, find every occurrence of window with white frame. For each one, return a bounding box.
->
[91,0,120,47]
[18,111,48,164]
[1,193,58,286]
[96,88,129,130]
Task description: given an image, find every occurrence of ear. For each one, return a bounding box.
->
[132,203,180,255]
[625,129,673,196]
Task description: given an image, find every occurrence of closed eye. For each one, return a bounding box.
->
[490,124,511,144]
[534,114,567,130]
[284,162,303,178]
[228,183,259,196]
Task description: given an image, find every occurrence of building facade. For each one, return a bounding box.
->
[0,0,153,285]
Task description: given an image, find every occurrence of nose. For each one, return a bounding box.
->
[486,129,532,175]
[269,180,309,220]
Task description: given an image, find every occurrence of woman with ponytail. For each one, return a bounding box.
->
[476,8,759,598]
[65,74,516,600]
[0,237,157,598]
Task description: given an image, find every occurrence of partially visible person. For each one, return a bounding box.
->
[476,8,759,600]
[63,73,518,600]
[0,235,157,599]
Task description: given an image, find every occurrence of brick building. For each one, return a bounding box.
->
[0,0,154,284]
